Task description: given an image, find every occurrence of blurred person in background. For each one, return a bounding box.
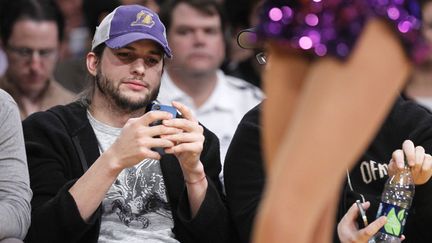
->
[222,0,264,88]
[121,0,161,13]
[0,0,8,76]
[54,0,88,59]
[0,48,6,77]
[404,0,432,110]
[158,0,263,186]
[0,0,75,120]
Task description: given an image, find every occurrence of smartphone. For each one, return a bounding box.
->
[355,200,369,228]
[149,103,178,155]
[149,103,178,126]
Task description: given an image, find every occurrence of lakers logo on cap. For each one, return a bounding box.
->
[131,10,155,28]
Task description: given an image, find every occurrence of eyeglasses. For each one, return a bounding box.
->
[6,45,57,61]
[256,52,267,65]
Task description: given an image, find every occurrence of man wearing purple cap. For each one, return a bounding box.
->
[23,5,230,243]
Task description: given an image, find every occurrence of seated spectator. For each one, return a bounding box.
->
[0,0,75,119]
[222,0,263,88]
[225,98,432,243]
[23,5,230,242]
[0,89,32,243]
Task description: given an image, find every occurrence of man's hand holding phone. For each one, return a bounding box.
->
[149,103,179,155]
[147,101,206,183]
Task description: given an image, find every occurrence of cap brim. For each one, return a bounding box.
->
[237,28,259,49]
[105,32,172,58]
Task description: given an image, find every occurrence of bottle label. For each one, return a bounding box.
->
[376,202,408,237]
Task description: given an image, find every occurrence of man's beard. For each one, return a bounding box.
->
[95,70,160,112]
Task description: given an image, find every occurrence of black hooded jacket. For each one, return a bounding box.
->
[23,102,230,243]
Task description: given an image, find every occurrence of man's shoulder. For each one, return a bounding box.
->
[0,88,16,106]
[0,89,20,128]
[223,73,261,91]
[242,103,261,124]
[23,102,87,130]
[383,96,432,139]
[47,79,77,104]
[220,72,263,100]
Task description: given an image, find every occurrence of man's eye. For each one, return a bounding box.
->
[116,52,133,59]
[18,48,33,56]
[39,49,56,57]
[177,29,191,35]
[144,57,160,66]
[205,28,219,35]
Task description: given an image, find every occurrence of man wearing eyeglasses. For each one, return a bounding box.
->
[0,0,75,120]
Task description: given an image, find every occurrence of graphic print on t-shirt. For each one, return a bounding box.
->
[359,160,389,184]
[87,111,176,241]
[105,159,172,229]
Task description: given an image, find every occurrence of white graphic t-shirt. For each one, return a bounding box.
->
[87,112,179,243]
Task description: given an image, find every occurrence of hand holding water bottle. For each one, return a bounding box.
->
[388,140,432,185]
[371,140,432,243]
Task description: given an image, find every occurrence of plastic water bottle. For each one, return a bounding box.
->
[370,161,415,243]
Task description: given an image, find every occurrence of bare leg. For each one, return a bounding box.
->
[261,47,309,167]
[254,19,411,243]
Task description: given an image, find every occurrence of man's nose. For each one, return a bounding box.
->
[192,31,207,45]
[29,52,43,71]
[130,58,146,76]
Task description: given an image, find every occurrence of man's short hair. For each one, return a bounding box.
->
[0,0,64,45]
[159,0,228,35]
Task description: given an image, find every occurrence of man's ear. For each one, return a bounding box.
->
[86,52,99,76]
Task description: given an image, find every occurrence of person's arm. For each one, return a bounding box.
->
[23,111,102,243]
[0,95,31,240]
[163,101,208,217]
[167,101,231,242]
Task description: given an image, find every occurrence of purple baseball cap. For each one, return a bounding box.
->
[91,5,172,58]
